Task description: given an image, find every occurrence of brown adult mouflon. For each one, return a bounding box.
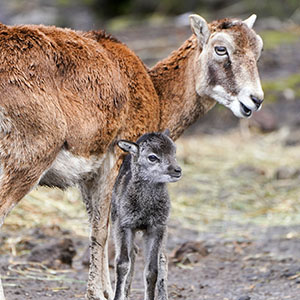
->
[0,14,263,300]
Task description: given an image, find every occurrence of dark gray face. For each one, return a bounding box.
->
[118,133,182,183]
[138,135,181,183]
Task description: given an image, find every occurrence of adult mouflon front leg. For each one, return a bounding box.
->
[82,186,113,300]
[81,155,118,300]
[0,217,6,300]
[87,205,112,300]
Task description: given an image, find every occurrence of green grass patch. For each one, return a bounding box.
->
[260,30,300,50]
[263,73,300,102]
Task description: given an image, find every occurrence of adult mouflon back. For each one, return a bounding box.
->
[111,132,182,300]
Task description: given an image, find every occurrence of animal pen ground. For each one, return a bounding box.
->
[1,17,300,300]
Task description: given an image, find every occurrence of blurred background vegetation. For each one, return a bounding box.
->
[0,0,299,29]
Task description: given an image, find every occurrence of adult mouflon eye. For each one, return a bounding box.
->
[215,46,227,56]
[148,154,158,162]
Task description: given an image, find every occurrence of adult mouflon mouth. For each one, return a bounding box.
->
[240,102,253,117]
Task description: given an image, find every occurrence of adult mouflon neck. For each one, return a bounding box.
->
[149,36,216,140]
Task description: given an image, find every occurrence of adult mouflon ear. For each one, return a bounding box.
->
[117,140,139,155]
[189,14,210,46]
[243,14,257,29]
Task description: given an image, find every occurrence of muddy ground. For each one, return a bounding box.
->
[1,19,300,300]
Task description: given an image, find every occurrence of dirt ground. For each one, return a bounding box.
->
[1,19,300,300]
[1,221,300,300]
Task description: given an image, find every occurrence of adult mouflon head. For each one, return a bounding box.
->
[117,131,182,183]
[189,14,264,118]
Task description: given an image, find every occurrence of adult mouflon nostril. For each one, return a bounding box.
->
[251,95,263,108]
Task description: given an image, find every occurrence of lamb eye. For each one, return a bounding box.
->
[215,46,227,56]
[148,155,158,162]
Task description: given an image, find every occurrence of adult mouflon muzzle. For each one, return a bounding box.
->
[239,91,264,118]
[251,94,264,110]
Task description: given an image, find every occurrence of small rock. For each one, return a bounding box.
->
[238,296,251,300]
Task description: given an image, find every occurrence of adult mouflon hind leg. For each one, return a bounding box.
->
[0,146,65,300]
[0,89,67,299]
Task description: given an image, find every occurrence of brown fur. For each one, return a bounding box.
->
[149,36,216,139]
[148,18,262,140]
[0,23,159,206]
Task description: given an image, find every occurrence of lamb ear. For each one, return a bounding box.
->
[117,140,139,155]
[243,14,257,29]
[189,14,210,45]
[163,129,171,137]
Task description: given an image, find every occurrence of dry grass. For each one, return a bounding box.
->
[171,126,300,233]
[3,188,88,236]
[3,127,300,237]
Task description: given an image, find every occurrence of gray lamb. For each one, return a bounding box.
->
[111,131,182,300]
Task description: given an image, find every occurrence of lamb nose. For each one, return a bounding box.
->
[251,95,263,108]
[174,166,182,174]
